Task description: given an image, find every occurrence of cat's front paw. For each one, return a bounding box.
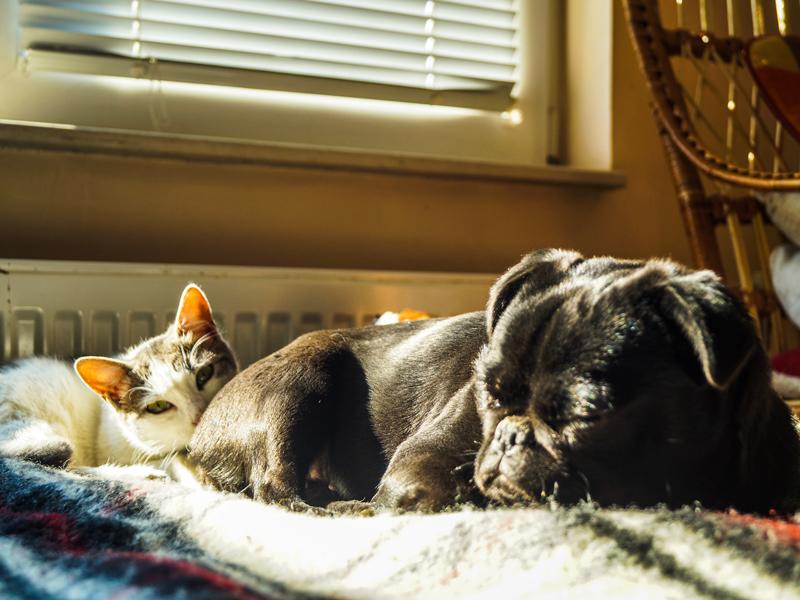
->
[74,464,171,482]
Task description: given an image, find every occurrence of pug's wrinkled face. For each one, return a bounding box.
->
[472,250,788,511]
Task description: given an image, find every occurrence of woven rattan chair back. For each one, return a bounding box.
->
[623,0,800,354]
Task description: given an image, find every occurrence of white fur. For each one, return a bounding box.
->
[761,192,800,247]
[0,355,200,472]
[0,358,100,465]
[0,283,229,485]
[771,243,800,330]
[111,355,197,460]
[0,419,67,457]
[773,371,800,400]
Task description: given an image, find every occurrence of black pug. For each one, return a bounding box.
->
[190,249,800,514]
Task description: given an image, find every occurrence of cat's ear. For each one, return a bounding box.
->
[74,357,135,410]
[175,284,216,339]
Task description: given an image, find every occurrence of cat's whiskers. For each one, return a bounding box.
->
[179,343,190,370]
[131,446,152,465]
[158,448,179,471]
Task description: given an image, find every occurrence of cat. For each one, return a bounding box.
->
[0,283,237,482]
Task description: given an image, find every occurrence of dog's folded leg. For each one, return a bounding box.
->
[372,384,482,512]
[192,343,343,510]
[252,464,301,503]
[250,465,330,514]
[248,426,330,514]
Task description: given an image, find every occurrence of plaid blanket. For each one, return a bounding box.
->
[2,457,800,600]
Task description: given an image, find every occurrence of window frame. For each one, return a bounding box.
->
[0,0,566,167]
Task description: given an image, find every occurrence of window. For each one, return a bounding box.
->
[0,0,557,166]
[19,0,518,111]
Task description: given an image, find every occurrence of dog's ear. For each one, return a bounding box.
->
[658,271,757,390]
[734,354,800,513]
[486,249,583,336]
[660,272,800,512]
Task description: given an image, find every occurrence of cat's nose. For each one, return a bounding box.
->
[192,415,201,426]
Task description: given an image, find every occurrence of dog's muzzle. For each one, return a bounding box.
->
[475,416,563,504]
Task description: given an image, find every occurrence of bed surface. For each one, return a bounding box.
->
[1,458,799,600]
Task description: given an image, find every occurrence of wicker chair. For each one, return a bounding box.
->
[622,0,800,357]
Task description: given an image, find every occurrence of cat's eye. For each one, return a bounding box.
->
[195,364,214,390]
[145,400,174,415]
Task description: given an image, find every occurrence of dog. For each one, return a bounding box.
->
[190,249,800,514]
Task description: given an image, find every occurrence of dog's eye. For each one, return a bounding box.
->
[485,393,504,410]
[540,401,583,429]
[567,410,609,427]
[544,414,572,429]
[485,379,527,411]
[574,412,603,424]
[485,393,526,412]
[486,373,529,410]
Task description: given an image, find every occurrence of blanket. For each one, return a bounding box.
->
[1,457,800,600]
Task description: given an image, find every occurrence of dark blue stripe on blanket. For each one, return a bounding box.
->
[568,507,751,600]
[0,555,61,600]
[663,507,800,584]
[0,458,317,600]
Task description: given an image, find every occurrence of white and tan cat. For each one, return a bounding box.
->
[0,284,237,482]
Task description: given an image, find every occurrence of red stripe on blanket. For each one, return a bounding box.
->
[720,510,800,548]
[0,504,85,553]
[106,552,266,600]
[100,487,148,517]
[0,499,267,599]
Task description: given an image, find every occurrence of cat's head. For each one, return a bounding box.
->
[75,284,238,456]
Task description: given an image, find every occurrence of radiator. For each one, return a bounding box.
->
[0,260,496,368]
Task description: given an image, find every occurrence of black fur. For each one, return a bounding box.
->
[190,250,800,514]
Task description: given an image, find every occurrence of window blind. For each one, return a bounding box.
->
[18,0,519,111]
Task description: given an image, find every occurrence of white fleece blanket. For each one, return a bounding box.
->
[2,457,799,600]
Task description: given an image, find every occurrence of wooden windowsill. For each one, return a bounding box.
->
[0,119,626,188]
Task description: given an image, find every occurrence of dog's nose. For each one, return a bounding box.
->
[493,416,534,453]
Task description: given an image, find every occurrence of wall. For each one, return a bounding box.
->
[0,2,691,275]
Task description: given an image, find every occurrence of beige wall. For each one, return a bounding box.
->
[0,2,691,275]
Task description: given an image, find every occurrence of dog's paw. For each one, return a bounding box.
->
[326,500,378,517]
[373,481,450,513]
[273,496,332,516]
[395,485,441,512]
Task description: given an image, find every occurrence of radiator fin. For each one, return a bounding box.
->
[90,311,120,356]
[13,308,44,359]
[52,310,82,359]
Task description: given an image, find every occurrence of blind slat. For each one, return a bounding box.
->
[22,4,517,66]
[163,0,517,29]
[25,49,514,112]
[18,0,520,112]
[24,0,517,47]
[23,28,515,88]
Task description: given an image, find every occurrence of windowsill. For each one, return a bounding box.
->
[0,119,626,188]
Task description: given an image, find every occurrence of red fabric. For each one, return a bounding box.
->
[751,65,800,140]
[771,349,800,377]
[723,510,800,549]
